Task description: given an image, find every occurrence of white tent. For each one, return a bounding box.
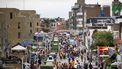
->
[11,45,26,51]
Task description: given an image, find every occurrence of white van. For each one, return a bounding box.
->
[46,55,54,66]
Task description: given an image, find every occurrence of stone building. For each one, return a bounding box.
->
[0,8,40,57]
[0,12,8,57]
[0,8,19,57]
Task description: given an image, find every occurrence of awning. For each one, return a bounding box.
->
[11,45,26,51]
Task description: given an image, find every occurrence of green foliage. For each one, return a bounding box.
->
[92,31,114,48]
[40,65,53,69]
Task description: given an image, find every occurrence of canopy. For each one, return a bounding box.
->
[20,40,32,47]
[11,45,26,51]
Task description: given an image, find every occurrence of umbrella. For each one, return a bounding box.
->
[11,45,26,51]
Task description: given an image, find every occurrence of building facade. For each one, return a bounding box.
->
[69,0,110,30]
[0,12,8,57]
[0,8,41,57]
[0,8,20,57]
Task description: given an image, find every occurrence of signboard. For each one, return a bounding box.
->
[112,0,122,16]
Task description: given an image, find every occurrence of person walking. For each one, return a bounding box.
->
[84,62,88,69]
[89,63,93,69]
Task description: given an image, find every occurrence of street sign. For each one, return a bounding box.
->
[112,0,122,16]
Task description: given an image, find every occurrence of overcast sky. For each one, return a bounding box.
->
[0,0,118,19]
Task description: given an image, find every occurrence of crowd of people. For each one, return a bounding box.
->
[51,32,95,69]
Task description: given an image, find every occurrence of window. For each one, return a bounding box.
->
[30,22,32,27]
[37,22,39,26]
[18,22,20,29]
[18,32,21,39]
[30,30,32,34]
[10,12,13,19]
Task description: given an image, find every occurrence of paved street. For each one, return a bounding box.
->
[0,0,122,69]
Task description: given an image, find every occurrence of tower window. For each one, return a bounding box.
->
[30,22,32,27]
[30,30,32,34]
[18,22,20,29]
[37,28,38,32]
[37,22,39,26]
[18,32,21,39]
[10,12,13,19]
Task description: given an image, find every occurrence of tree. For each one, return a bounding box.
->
[92,31,114,49]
